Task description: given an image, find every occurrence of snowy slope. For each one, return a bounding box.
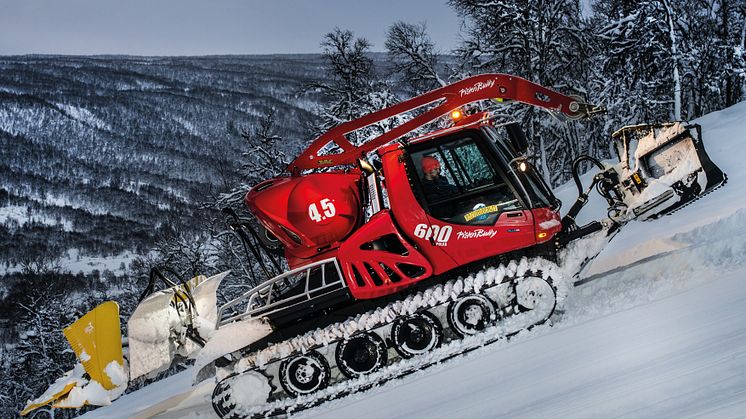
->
[304,269,746,418]
[82,101,746,418]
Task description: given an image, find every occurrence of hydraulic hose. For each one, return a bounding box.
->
[571,155,605,197]
[562,155,607,232]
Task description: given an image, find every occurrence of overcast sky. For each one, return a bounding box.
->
[0,0,463,56]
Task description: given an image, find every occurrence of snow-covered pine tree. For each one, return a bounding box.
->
[593,0,685,124]
[385,21,447,94]
[0,273,106,418]
[215,109,289,209]
[210,109,290,290]
[676,0,746,116]
[449,0,598,186]
[305,28,400,146]
[708,0,746,108]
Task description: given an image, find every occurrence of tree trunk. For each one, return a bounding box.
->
[662,0,682,120]
[741,15,746,99]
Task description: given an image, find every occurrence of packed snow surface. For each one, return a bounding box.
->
[305,267,746,419]
[82,101,746,418]
[25,361,128,412]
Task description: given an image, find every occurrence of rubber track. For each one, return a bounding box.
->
[261,321,547,418]
[227,302,554,419]
[213,267,558,418]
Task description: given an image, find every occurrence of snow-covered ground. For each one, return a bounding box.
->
[1,248,135,276]
[60,249,136,276]
[0,204,74,231]
[82,101,746,418]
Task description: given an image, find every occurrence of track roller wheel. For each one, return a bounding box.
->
[212,375,236,418]
[279,351,330,397]
[516,277,555,310]
[447,294,497,338]
[391,311,443,358]
[335,332,388,379]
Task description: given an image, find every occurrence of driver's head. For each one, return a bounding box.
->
[421,156,441,179]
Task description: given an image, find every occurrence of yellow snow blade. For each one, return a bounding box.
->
[63,301,124,390]
[19,382,77,416]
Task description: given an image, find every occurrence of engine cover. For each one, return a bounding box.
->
[246,173,361,260]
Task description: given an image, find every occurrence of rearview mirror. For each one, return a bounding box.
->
[505,122,529,155]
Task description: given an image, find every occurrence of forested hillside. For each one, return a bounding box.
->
[0,55,325,274]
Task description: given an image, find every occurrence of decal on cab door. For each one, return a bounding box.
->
[414,223,503,245]
[413,224,453,246]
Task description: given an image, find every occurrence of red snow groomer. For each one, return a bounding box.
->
[202,74,725,416]
[228,74,725,323]
[22,74,726,418]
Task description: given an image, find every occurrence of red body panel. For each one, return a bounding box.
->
[245,172,361,264]
[337,210,433,299]
[245,130,563,300]
[245,130,563,301]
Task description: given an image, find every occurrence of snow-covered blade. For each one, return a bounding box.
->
[127,271,229,380]
[611,122,726,220]
[21,302,128,416]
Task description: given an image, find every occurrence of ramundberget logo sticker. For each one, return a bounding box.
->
[464,203,499,222]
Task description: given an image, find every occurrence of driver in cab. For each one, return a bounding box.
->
[421,156,458,201]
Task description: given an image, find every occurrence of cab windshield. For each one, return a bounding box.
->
[408,131,523,225]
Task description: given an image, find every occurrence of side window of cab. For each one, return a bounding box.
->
[409,133,523,225]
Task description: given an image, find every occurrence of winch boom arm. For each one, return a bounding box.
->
[290,73,603,173]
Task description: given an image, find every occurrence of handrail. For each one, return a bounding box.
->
[216,258,345,328]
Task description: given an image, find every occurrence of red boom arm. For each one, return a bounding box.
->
[289,73,602,173]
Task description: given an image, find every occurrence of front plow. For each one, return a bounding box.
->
[610,122,726,220]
